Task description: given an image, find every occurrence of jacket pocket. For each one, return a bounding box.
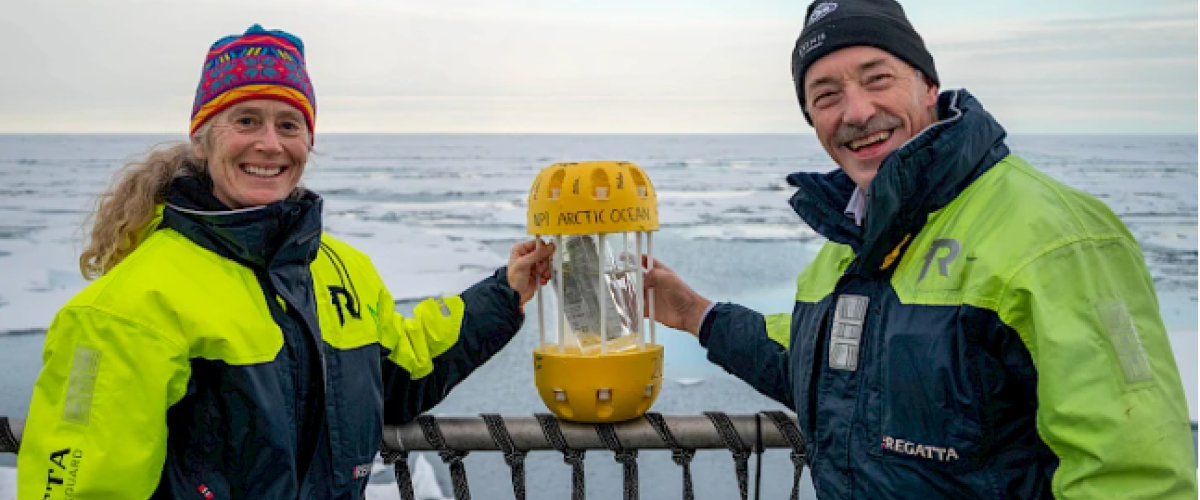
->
[873,330,987,469]
[329,343,385,487]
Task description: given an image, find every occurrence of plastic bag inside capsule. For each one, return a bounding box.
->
[550,234,642,354]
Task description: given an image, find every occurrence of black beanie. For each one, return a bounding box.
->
[791,0,938,124]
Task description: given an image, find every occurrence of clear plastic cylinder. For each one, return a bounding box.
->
[546,232,645,355]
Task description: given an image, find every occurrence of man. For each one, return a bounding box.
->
[644,0,1197,498]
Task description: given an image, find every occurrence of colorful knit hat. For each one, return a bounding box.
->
[190,24,316,139]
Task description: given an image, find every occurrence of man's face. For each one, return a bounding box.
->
[803,46,938,191]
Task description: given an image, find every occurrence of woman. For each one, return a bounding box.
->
[17,24,554,499]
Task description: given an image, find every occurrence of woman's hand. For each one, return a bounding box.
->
[506,238,556,306]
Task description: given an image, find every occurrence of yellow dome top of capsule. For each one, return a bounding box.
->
[527,160,659,236]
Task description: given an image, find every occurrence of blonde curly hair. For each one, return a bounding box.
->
[77,126,211,280]
[79,110,314,279]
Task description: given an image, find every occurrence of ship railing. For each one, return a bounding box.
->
[0,411,807,500]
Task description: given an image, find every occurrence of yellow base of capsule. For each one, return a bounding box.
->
[533,343,664,423]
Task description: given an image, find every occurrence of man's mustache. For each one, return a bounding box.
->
[833,114,903,146]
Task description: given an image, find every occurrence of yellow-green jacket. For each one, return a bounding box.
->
[19,181,526,499]
[700,90,1196,499]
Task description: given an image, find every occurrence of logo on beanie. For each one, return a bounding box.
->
[796,32,826,60]
[807,2,838,26]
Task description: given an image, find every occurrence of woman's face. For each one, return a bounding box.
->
[193,99,310,209]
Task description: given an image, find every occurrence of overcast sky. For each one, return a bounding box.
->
[0,0,1196,134]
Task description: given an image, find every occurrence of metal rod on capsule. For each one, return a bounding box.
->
[631,232,643,350]
[598,233,607,356]
[537,235,545,348]
[556,234,565,354]
[648,232,656,345]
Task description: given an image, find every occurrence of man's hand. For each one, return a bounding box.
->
[506,238,555,306]
[642,256,713,337]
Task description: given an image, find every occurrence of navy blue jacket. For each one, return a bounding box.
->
[699,90,1196,499]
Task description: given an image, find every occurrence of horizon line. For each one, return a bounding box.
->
[1,131,1196,137]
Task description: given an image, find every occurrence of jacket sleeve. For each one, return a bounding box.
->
[999,236,1196,500]
[700,303,794,409]
[17,306,191,500]
[378,267,524,424]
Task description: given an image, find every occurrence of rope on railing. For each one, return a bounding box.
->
[763,410,808,500]
[1,413,806,499]
[753,413,764,500]
[8,412,1200,498]
[536,413,587,500]
[597,422,639,500]
[483,413,528,500]
[379,440,415,500]
[0,417,17,457]
[644,412,696,500]
[705,411,753,500]
[417,415,472,500]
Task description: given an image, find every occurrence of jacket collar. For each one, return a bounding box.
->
[161,175,323,270]
[786,89,1010,276]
